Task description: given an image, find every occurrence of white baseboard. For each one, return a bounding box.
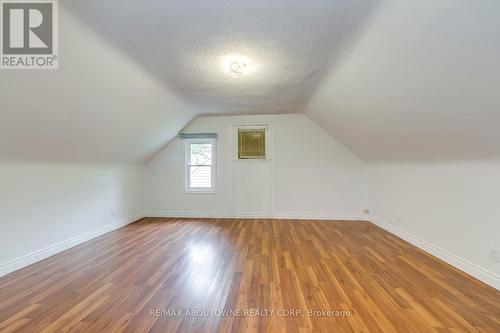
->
[145,211,368,221]
[145,211,230,218]
[7,211,495,290]
[369,215,500,290]
[234,211,273,218]
[0,211,145,278]
[274,212,368,221]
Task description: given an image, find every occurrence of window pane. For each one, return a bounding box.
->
[238,129,266,159]
[190,143,212,165]
[189,165,212,188]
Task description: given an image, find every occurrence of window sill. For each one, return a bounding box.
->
[184,190,216,194]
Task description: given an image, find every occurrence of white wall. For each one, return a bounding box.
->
[0,6,191,277]
[367,162,500,288]
[145,114,366,219]
[298,0,500,289]
[0,163,144,276]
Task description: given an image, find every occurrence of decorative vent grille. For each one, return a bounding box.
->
[238,129,266,159]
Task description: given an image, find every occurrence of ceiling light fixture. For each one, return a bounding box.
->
[229,61,246,78]
[223,54,253,79]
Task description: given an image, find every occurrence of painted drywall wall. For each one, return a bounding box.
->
[367,162,500,288]
[0,163,144,276]
[145,114,366,219]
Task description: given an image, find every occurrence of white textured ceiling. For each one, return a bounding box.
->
[1,0,498,164]
[63,0,378,114]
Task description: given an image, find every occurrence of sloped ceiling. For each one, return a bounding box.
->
[304,0,500,162]
[1,0,378,164]
[2,0,498,164]
[0,7,194,164]
[63,0,378,115]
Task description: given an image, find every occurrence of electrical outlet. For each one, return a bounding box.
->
[110,209,118,218]
[489,248,500,263]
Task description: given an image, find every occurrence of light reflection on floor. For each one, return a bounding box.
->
[184,240,222,300]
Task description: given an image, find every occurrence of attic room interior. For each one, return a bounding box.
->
[0,0,499,332]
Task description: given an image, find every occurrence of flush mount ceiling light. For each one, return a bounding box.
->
[223,55,253,79]
[229,61,246,78]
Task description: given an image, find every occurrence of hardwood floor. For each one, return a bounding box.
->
[0,218,498,332]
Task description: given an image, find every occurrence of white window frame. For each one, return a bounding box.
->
[184,138,216,193]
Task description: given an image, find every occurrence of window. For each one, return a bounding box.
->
[238,128,266,159]
[185,139,216,192]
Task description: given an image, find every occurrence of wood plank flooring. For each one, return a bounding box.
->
[0,218,498,332]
